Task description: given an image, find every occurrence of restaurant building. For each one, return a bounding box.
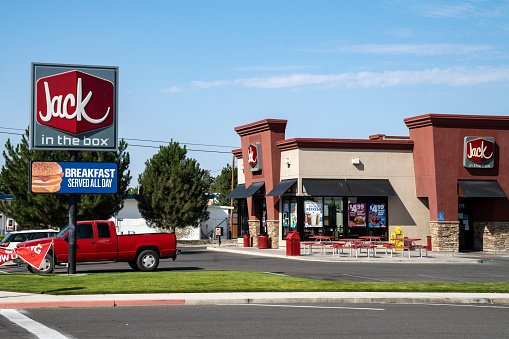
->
[227,114,509,252]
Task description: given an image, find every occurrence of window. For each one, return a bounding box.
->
[77,223,94,239]
[282,197,298,239]
[97,223,111,238]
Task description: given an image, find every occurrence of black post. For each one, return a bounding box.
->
[68,151,78,274]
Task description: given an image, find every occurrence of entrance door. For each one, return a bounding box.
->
[458,199,474,251]
[260,199,267,235]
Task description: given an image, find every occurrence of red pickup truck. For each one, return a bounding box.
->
[18,220,179,274]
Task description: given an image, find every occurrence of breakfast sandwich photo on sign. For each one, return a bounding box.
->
[30,162,63,193]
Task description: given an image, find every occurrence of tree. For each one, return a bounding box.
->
[210,163,237,210]
[137,140,210,232]
[0,129,131,228]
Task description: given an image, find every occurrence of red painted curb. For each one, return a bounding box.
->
[0,300,115,309]
[0,299,186,309]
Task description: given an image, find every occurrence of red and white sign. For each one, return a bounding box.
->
[15,243,52,270]
[0,243,52,270]
[0,248,18,266]
[465,138,494,163]
[463,136,495,169]
[248,144,258,167]
[36,70,114,134]
[247,142,262,171]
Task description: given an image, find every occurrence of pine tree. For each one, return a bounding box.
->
[137,140,210,232]
[210,163,237,210]
[0,129,131,228]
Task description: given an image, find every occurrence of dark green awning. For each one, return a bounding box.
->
[346,179,397,196]
[302,179,351,196]
[458,180,506,198]
[266,179,298,196]
[226,181,265,199]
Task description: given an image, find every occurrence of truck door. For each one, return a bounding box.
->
[76,223,97,262]
[96,222,117,261]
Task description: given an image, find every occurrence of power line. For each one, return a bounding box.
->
[124,137,236,148]
[0,128,238,152]
[129,144,232,154]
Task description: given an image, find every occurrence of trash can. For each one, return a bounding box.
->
[285,231,301,256]
[427,236,432,251]
[258,235,269,249]
[243,234,250,247]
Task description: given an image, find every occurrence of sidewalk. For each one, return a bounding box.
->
[207,244,509,263]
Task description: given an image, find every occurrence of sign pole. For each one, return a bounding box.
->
[68,151,78,275]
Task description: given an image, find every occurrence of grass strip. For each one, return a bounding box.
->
[1,271,508,295]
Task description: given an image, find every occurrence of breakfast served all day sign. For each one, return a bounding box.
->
[30,161,118,194]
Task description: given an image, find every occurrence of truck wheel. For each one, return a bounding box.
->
[27,254,53,274]
[128,261,140,271]
[136,250,159,272]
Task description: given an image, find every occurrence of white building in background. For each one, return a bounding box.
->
[109,195,234,240]
[0,195,18,236]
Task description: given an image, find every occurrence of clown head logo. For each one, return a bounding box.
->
[247,142,262,172]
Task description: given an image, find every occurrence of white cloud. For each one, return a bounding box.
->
[232,65,314,71]
[163,66,509,92]
[328,43,494,56]
[414,3,477,19]
[411,1,507,20]
[160,86,183,93]
[191,80,229,88]
[232,66,509,89]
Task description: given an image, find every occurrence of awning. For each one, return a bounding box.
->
[244,181,265,197]
[346,179,397,197]
[458,180,507,198]
[267,179,298,196]
[226,182,265,199]
[302,179,351,196]
[226,184,247,199]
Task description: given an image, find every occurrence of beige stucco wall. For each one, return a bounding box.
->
[237,158,245,184]
[277,148,430,247]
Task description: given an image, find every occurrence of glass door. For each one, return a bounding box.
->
[324,197,344,238]
[458,198,474,251]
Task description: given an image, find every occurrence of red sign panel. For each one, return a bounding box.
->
[247,142,262,171]
[36,70,114,134]
[463,136,495,169]
[465,138,494,163]
[247,144,258,167]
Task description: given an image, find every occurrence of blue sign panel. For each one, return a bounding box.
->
[438,211,445,222]
[30,161,117,194]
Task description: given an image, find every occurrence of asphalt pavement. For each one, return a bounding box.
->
[1,245,509,309]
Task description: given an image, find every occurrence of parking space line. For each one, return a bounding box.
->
[0,309,70,338]
[217,304,385,311]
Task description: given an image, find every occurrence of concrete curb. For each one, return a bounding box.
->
[1,292,509,309]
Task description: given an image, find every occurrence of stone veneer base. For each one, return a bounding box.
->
[430,221,459,252]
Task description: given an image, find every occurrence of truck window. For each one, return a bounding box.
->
[97,223,111,238]
[77,223,94,239]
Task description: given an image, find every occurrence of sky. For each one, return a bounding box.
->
[1,0,509,187]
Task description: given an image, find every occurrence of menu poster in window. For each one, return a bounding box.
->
[368,203,386,227]
[283,203,290,227]
[305,201,323,227]
[348,203,366,227]
[290,203,297,228]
